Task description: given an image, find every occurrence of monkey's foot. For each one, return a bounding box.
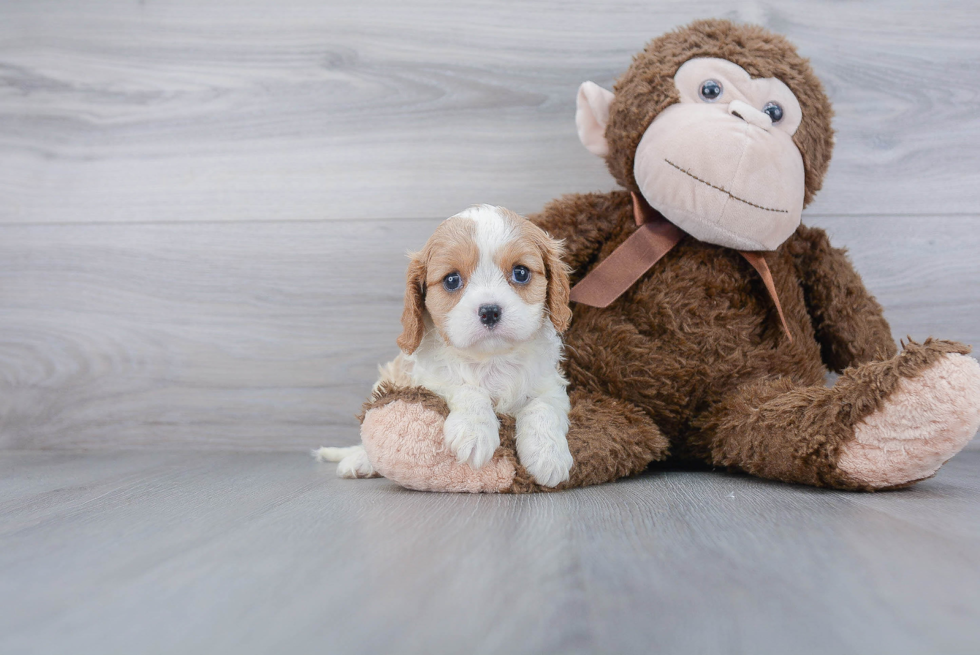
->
[838,353,980,488]
[360,400,517,493]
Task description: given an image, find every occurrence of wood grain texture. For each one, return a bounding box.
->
[1,0,979,223]
[1,1,979,451]
[1,450,979,655]
[0,219,423,450]
[0,215,977,450]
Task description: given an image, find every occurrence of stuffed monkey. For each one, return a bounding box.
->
[353,19,980,493]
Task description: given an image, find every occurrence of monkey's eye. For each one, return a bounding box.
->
[763,102,784,123]
[443,272,462,291]
[699,79,723,102]
[511,265,530,285]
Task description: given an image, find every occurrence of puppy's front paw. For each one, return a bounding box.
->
[443,410,500,469]
[516,421,573,488]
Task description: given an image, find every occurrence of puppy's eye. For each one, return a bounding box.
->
[511,265,530,285]
[699,79,723,102]
[443,272,462,292]
[763,101,784,123]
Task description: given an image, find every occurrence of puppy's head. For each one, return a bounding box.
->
[397,205,571,355]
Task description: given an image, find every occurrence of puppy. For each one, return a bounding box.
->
[317,205,575,487]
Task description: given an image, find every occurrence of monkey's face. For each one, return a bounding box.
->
[634,58,805,250]
[578,57,809,251]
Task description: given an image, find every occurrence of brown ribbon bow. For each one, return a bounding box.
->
[568,192,793,342]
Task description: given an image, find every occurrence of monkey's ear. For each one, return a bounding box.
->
[576,81,615,158]
[396,253,427,355]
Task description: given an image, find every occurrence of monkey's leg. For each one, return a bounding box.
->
[544,388,670,493]
[693,340,980,490]
[358,386,669,493]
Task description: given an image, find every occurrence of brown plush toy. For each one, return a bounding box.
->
[353,19,980,493]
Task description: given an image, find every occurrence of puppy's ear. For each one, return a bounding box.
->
[396,253,427,354]
[539,233,572,333]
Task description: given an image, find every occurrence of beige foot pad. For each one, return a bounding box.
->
[360,400,516,493]
[839,353,980,488]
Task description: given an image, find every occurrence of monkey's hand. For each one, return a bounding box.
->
[788,224,897,370]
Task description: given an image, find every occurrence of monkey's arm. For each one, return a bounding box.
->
[528,190,632,273]
[788,224,897,371]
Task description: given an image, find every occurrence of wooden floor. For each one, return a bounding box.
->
[1,450,979,655]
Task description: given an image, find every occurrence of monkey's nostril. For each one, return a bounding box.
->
[478,304,502,328]
[728,100,772,129]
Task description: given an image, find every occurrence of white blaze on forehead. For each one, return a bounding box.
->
[454,205,518,254]
[453,205,519,285]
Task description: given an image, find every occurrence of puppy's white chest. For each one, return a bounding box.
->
[408,323,564,417]
[462,358,528,411]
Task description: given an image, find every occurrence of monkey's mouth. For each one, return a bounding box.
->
[663,159,789,214]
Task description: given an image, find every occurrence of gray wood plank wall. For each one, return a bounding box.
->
[1,0,978,450]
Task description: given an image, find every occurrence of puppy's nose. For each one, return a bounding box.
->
[478,304,502,328]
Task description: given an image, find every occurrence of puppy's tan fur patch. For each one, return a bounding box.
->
[490,208,572,333]
[422,218,479,338]
[398,217,478,353]
[495,238,547,305]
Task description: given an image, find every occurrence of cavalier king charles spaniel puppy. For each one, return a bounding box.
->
[317,204,574,487]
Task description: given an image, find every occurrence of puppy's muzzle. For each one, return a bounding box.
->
[478,304,502,328]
